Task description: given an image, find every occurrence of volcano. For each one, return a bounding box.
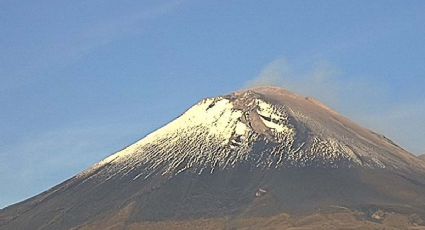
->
[1,87,425,229]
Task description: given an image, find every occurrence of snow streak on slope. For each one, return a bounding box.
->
[81,97,255,179]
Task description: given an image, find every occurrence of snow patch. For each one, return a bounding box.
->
[256,99,294,135]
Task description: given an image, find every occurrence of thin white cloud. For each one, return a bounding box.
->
[0,0,186,92]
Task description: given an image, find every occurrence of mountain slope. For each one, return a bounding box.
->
[1,87,425,229]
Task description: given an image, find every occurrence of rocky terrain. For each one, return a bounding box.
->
[1,87,425,229]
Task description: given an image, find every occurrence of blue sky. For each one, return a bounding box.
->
[1,0,424,208]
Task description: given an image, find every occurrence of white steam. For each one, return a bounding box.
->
[245,58,425,155]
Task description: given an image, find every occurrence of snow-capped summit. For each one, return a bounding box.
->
[2,87,425,230]
[85,87,423,181]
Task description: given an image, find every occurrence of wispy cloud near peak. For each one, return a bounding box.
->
[245,58,425,155]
